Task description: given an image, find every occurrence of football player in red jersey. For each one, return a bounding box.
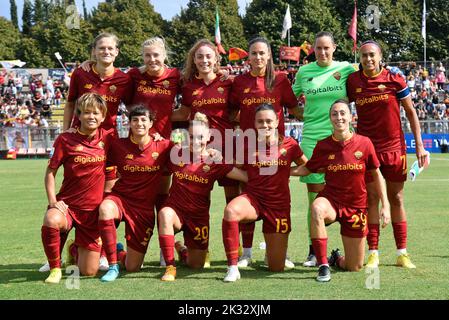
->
[158,112,248,281]
[222,104,307,282]
[41,93,111,284]
[63,32,132,134]
[229,37,303,268]
[291,100,390,282]
[347,41,427,269]
[98,105,173,282]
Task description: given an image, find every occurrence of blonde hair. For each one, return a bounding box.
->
[90,32,120,61]
[192,112,209,127]
[142,37,168,61]
[75,92,108,118]
[183,39,221,82]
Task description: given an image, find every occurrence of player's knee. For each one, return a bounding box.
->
[157,209,173,227]
[388,192,404,207]
[43,211,64,228]
[98,201,116,220]
[80,266,98,277]
[224,204,239,221]
[311,204,324,222]
[188,261,203,269]
[125,263,141,273]
[346,263,363,272]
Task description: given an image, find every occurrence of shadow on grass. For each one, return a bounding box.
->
[0,263,50,284]
[136,260,320,281]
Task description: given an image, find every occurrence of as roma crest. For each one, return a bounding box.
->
[203,164,211,172]
[280,148,287,156]
[217,87,224,94]
[75,145,83,152]
[163,80,170,89]
[354,151,363,160]
[109,85,117,93]
[98,141,105,149]
[152,152,159,160]
[378,84,386,92]
[333,72,341,81]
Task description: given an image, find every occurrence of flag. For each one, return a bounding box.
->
[421,0,426,40]
[300,41,312,56]
[54,52,63,60]
[0,60,26,68]
[348,1,357,52]
[279,46,300,61]
[215,8,226,55]
[229,47,248,61]
[281,4,292,39]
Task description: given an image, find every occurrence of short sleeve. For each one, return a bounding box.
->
[48,135,66,169]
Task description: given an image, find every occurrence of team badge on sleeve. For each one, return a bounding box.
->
[354,151,363,160]
[152,152,159,160]
[333,72,341,80]
[109,85,117,93]
[163,80,170,89]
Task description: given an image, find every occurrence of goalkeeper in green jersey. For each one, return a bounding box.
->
[292,31,356,267]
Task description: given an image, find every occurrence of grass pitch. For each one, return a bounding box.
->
[0,155,448,300]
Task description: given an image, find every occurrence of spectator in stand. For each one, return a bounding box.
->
[436,63,446,91]
[54,88,62,107]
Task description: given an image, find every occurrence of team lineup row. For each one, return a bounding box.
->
[40,31,428,284]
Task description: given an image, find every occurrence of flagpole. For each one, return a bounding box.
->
[422,0,427,70]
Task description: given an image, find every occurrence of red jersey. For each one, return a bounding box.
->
[182,76,233,135]
[166,148,234,217]
[347,69,410,152]
[244,136,303,210]
[128,67,181,138]
[68,67,132,131]
[306,133,380,208]
[230,72,298,134]
[48,128,112,211]
[107,137,173,206]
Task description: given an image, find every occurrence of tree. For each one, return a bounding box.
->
[33,0,45,24]
[243,0,343,63]
[10,0,19,29]
[22,0,33,35]
[90,0,164,67]
[167,0,246,67]
[0,17,20,59]
[425,0,449,61]
[82,0,89,20]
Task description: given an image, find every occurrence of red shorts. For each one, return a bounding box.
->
[240,193,291,234]
[65,208,101,252]
[325,197,368,238]
[366,149,407,183]
[105,194,155,254]
[164,204,210,250]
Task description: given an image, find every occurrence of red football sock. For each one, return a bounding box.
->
[312,238,328,266]
[41,226,61,269]
[155,194,168,213]
[223,219,240,266]
[175,242,188,264]
[159,235,175,266]
[393,221,407,250]
[98,219,117,264]
[367,223,380,250]
[69,242,78,263]
[59,231,68,255]
[118,250,127,266]
[240,221,255,248]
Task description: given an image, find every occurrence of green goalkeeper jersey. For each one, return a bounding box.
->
[292,61,355,141]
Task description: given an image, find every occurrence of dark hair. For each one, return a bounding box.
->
[360,40,382,52]
[248,37,275,91]
[329,99,350,115]
[315,31,335,45]
[128,105,155,122]
[255,103,277,117]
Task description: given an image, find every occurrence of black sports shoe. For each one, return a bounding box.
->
[316,265,331,282]
[328,248,343,267]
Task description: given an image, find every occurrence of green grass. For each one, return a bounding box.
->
[1,155,449,300]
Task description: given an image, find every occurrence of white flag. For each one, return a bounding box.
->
[55,52,63,60]
[281,5,292,39]
[421,0,426,40]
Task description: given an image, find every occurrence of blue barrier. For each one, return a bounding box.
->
[405,133,449,153]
